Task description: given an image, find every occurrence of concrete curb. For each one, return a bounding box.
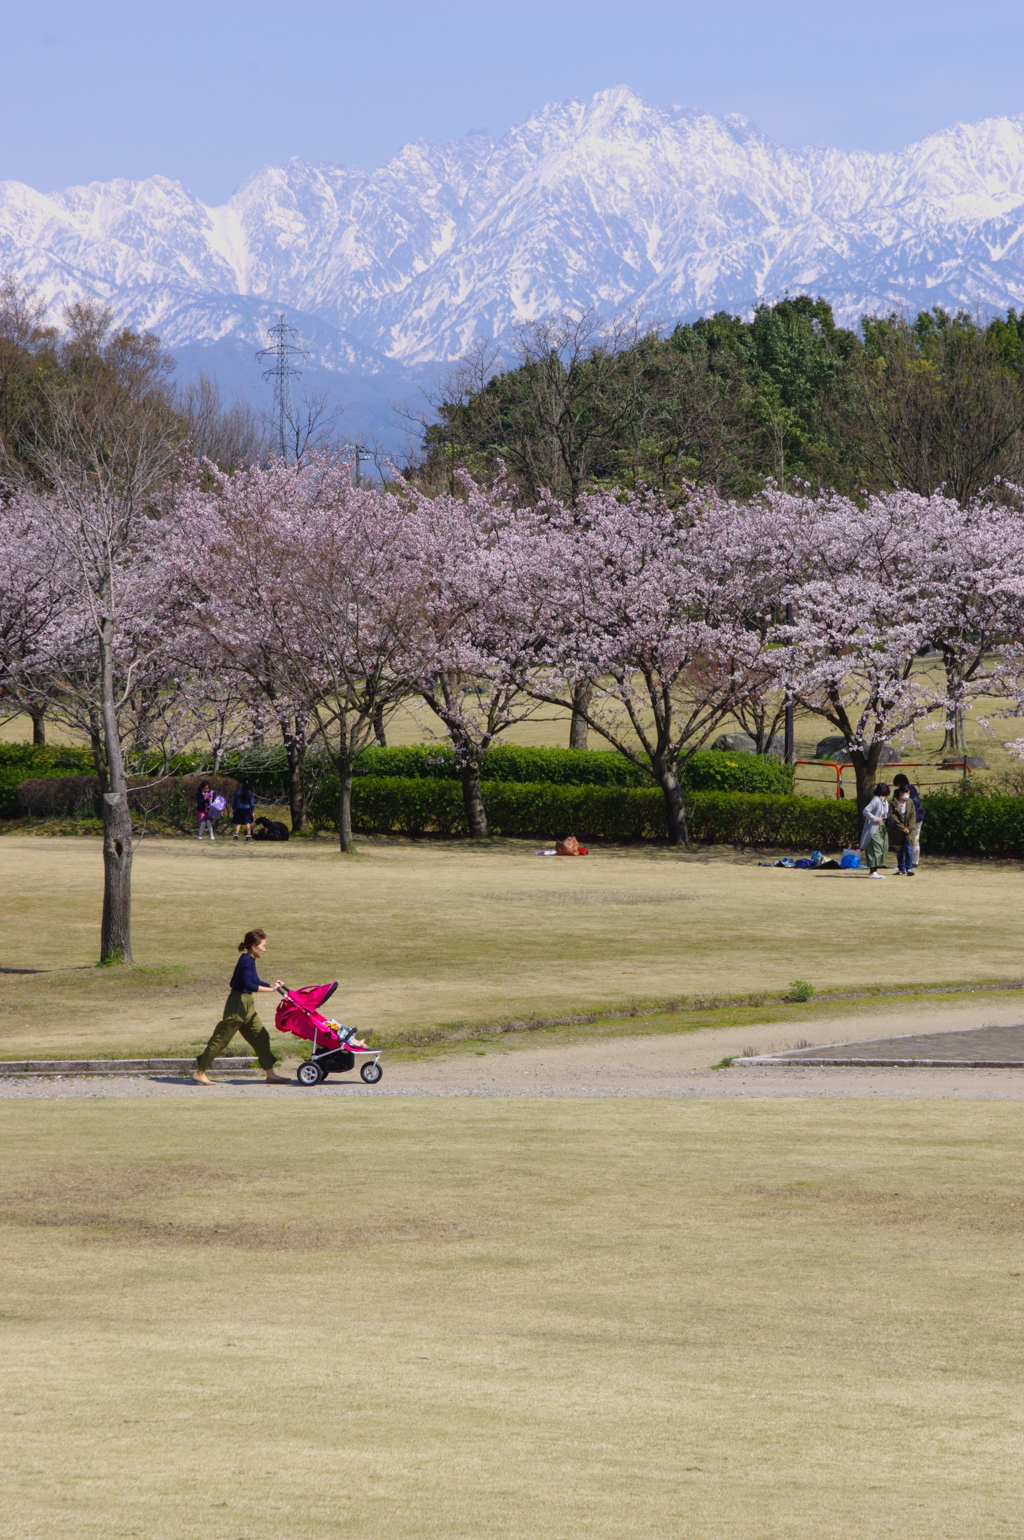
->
[734,1055,1024,1067]
[0,1057,260,1077]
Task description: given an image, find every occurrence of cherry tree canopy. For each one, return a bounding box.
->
[171,455,425,851]
[527,485,783,844]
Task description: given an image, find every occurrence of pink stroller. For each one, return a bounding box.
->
[275,983,383,1087]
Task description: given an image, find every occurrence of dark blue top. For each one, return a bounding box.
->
[905,784,926,823]
[230,952,268,994]
[233,788,256,816]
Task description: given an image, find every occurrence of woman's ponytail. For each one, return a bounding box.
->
[238,928,267,953]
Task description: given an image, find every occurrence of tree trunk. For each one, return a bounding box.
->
[88,709,107,790]
[29,707,46,746]
[282,720,306,832]
[655,762,689,847]
[942,708,966,756]
[337,759,354,853]
[941,652,967,755]
[852,744,885,813]
[569,680,591,751]
[99,623,133,964]
[461,758,489,839]
[373,709,388,748]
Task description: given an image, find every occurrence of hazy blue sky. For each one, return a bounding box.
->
[3,0,1024,203]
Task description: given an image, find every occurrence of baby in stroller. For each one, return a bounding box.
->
[275,981,383,1085]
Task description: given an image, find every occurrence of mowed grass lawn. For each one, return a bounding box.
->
[3,1097,1022,1539]
[3,834,1024,1060]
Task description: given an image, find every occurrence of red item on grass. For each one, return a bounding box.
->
[556,836,588,856]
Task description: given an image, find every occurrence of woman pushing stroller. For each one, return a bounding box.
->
[193,929,291,1084]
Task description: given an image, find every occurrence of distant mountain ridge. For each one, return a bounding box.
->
[4,85,1024,415]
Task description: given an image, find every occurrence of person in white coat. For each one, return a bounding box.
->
[860,782,890,877]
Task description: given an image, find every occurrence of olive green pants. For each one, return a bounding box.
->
[862,826,889,872]
[196,991,277,1071]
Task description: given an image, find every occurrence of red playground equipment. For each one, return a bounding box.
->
[275,982,383,1086]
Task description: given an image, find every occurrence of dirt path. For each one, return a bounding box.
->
[5,999,1024,1100]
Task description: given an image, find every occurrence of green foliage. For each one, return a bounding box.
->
[416,296,1024,503]
[683,751,793,794]
[351,745,461,781]
[0,284,181,477]
[0,744,95,816]
[308,748,792,826]
[420,297,868,499]
[786,980,815,1002]
[131,745,323,802]
[687,792,859,849]
[12,775,101,819]
[352,743,651,786]
[916,791,1024,858]
[308,775,858,848]
[12,772,241,830]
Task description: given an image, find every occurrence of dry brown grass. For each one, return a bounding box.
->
[3,832,1024,1062]
[3,834,1024,1061]
[3,1096,1022,1539]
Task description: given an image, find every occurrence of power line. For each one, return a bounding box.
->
[257,313,308,462]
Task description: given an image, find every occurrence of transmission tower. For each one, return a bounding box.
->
[257,313,309,461]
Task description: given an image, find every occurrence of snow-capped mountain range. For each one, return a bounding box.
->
[5,84,1024,430]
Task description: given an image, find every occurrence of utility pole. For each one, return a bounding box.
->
[257,314,308,462]
[350,444,369,487]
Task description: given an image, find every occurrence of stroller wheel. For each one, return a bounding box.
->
[297,1060,323,1086]
[359,1060,383,1084]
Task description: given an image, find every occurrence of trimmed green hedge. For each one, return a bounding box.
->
[917,792,1024,858]
[308,747,790,821]
[0,740,790,820]
[347,743,791,793]
[15,774,242,829]
[308,774,858,848]
[350,743,650,785]
[683,750,793,795]
[0,744,95,817]
[688,791,858,848]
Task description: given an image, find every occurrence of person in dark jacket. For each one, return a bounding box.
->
[193,928,290,1084]
[887,784,917,875]
[892,773,925,868]
[232,779,257,842]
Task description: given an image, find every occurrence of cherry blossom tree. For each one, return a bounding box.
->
[404,479,554,837]
[170,460,322,830]
[0,495,66,743]
[171,456,423,851]
[527,486,782,844]
[3,380,181,962]
[913,488,1024,753]
[769,487,958,809]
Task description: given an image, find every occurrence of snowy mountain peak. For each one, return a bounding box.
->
[4,88,1024,393]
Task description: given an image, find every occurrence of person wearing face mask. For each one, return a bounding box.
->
[887,783,917,876]
[891,773,925,868]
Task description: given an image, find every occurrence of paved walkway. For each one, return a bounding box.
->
[740,1022,1024,1066]
[5,1007,1024,1099]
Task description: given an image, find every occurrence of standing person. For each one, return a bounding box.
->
[892,772,925,868]
[887,784,917,876]
[232,778,257,842]
[193,928,290,1084]
[196,780,215,842]
[860,782,891,878]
